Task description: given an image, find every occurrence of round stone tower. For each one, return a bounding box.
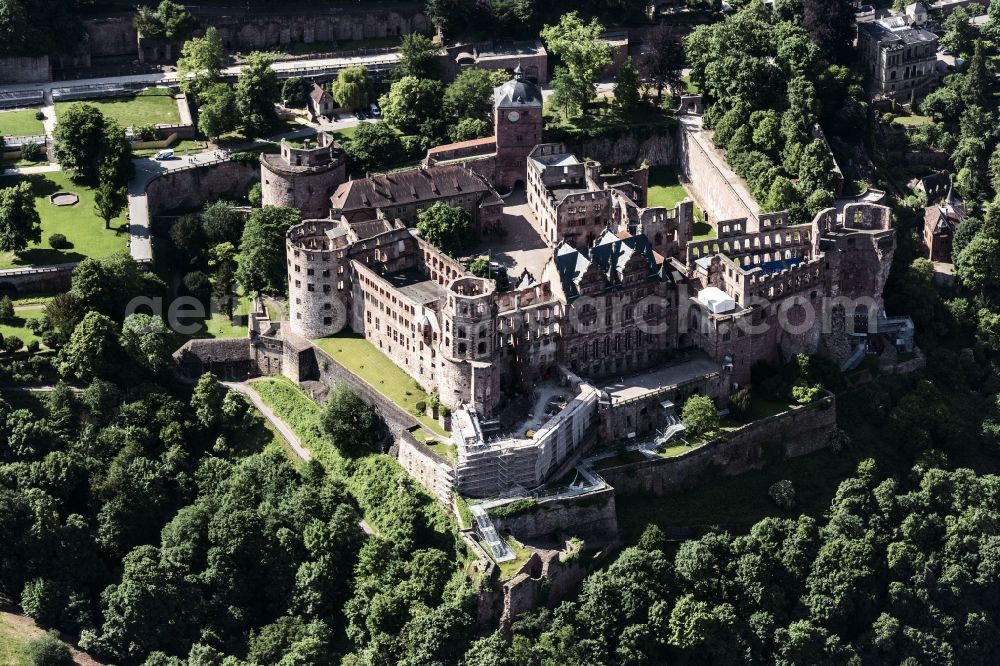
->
[261,132,347,219]
[440,276,501,416]
[286,219,350,339]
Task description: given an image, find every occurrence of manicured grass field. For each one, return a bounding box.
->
[198,295,253,339]
[0,306,45,347]
[0,170,127,268]
[314,333,447,436]
[647,167,689,209]
[892,114,933,127]
[56,88,180,129]
[0,108,44,137]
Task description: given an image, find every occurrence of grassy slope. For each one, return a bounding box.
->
[0,171,127,268]
[313,334,447,436]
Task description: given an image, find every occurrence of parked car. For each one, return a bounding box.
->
[154,149,174,160]
[370,103,381,117]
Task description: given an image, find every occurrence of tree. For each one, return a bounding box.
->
[416,202,474,256]
[963,41,990,109]
[169,213,207,263]
[93,179,127,230]
[195,82,237,139]
[330,65,371,111]
[541,12,612,118]
[281,76,309,108]
[802,0,856,64]
[443,69,505,121]
[380,76,444,135]
[681,395,719,438]
[201,200,242,245]
[957,234,1000,292]
[56,311,120,380]
[191,372,226,429]
[469,256,491,278]
[344,122,405,174]
[0,294,12,322]
[52,104,109,184]
[140,0,194,40]
[941,7,976,56]
[236,206,301,294]
[798,139,837,194]
[614,57,642,112]
[639,24,684,102]
[235,52,279,138]
[0,181,41,255]
[764,176,800,213]
[396,32,438,79]
[69,253,162,321]
[24,631,73,666]
[449,117,491,143]
[319,385,377,449]
[120,313,170,372]
[177,27,225,95]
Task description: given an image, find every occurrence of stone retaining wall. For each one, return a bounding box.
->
[598,394,837,496]
[563,131,676,168]
[0,264,74,294]
[0,56,50,83]
[145,160,258,215]
[492,487,619,544]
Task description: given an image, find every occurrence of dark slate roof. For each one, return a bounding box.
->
[554,233,673,300]
[494,77,543,108]
[310,82,331,104]
[330,165,494,212]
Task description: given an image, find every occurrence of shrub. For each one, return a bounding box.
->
[21,141,42,162]
[24,631,73,666]
[0,295,13,322]
[134,124,159,141]
[248,182,262,207]
[5,335,24,353]
[26,340,40,354]
[768,479,796,510]
[487,498,537,519]
[34,110,45,121]
[414,400,427,414]
[791,382,822,405]
[48,233,70,249]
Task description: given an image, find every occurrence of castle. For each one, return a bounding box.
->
[260,69,908,498]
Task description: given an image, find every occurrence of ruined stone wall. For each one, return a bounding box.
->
[563,131,676,169]
[146,161,259,215]
[397,431,452,501]
[83,17,138,58]
[0,56,50,83]
[492,488,619,544]
[677,123,756,222]
[207,8,430,52]
[260,159,345,220]
[598,394,837,496]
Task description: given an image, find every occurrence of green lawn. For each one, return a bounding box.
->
[330,125,359,144]
[0,615,29,666]
[496,536,533,580]
[682,74,700,94]
[0,306,45,347]
[56,88,180,129]
[198,295,253,339]
[893,114,933,127]
[647,167,689,209]
[692,220,715,241]
[0,109,44,137]
[314,333,447,436]
[545,100,675,141]
[0,170,127,268]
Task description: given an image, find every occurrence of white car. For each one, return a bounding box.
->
[154,149,174,160]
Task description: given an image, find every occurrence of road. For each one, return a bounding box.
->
[1,50,401,95]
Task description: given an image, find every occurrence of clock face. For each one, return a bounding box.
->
[508,110,520,123]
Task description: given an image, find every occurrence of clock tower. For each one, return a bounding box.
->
[493,65,544,192]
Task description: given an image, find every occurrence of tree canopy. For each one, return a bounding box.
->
[236,206,301,294]
[541,12,612,118]
[235,52,280,139]
[416,202,475,256]
[0,181,41,255]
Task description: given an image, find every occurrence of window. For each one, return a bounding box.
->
[323,317,332,326]
[307,284,315,292]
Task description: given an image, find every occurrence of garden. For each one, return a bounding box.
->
[55,87,180,130]
[0,108,45,137]
[0,170,127,268]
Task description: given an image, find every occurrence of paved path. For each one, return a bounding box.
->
[224,380,313,462]
[0,163,60,175]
